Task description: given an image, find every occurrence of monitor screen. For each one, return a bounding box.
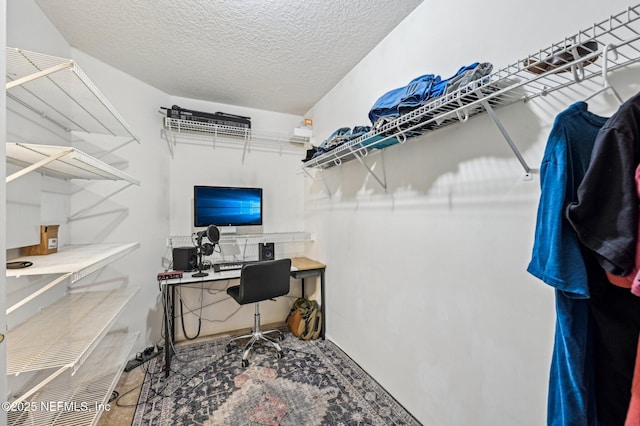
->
[194,186,263,227]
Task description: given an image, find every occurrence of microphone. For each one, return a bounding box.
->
[206,224,220,243]
[196,225,220,244]
[192,225,220,278]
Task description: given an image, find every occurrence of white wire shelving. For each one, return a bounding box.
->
[161,117,308,161]
[167,231,313,248]
[5,47,141,426]
[6,243,140,283]
[7,331,138,426]
[5,142,140,184]
[302,4,640,192]
[6,47,139,143]
[7,287,138,376]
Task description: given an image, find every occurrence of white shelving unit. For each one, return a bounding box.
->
[168,231,313,249]
[302,4,640,193]
[6,243,140,315]
[7,332,138,426]
[4,47,141,425]
[168,232,313,264]
[5,142,140,184]
[162,117,308,161]
[7,288,138,376]
[5,243,139,282]
[6,47,139,142]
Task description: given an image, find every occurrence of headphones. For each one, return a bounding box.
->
[196,224,220,257]
[7,261,33,269]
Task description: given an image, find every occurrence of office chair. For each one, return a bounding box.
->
[225,258,292,367]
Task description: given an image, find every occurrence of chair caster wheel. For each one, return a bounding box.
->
[277,333,284,341]
[276,351,284,359]
[242,359,249,368]
[225,344,233,353]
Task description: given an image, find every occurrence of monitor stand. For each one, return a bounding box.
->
[219,226,237,234]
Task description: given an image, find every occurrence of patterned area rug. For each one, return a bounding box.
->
[133,331,420,425]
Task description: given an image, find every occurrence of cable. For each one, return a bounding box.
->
[173,287,244,323]
[161,283,186,362]
[179,297,201,340]
[178,284,204,340]
[135,341,225,400]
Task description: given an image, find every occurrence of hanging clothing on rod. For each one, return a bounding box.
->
[566,91,640,425]
[528,101,610,426]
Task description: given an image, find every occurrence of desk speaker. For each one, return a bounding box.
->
[259,242,275,261]
[173,247,197,271]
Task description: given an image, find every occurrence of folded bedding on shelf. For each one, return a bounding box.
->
[368,74,438,124]
[311,126,372,159]
[310,63,495,165]
[368,62,494,127]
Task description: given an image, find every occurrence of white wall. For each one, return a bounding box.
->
[304,0,638,424]
[166,96,307,339]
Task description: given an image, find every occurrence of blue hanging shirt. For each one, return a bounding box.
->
[528,101,609,426]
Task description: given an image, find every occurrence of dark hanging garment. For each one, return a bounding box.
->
[528,101,609,426]
[567,92,640,425]
[567,92,640,276]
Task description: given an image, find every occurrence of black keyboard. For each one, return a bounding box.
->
[213,260,257,272]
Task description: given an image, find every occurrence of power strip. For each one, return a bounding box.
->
[124,348,160,372]
[157,270,183,281]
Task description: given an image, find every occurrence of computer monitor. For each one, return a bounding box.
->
[194,185,263,228]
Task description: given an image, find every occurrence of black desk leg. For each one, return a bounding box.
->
[320,269,325,340]
[163,284,175,377]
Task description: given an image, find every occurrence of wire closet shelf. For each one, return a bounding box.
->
[7,332,138,426]
[167,231,313,249]
[301,4,640,176]
[5,142,140,184]
[5,47,139,142]
[6,287,138,377]
[162,117,308,161]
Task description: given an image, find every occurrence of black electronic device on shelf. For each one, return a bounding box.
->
[162,105,251,129]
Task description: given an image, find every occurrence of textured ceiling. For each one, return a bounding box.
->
[34,0,422,115]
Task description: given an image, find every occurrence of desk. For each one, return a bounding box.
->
[160,257,326,377]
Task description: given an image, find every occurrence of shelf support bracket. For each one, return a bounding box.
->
[7,273,72,315]
[67,183,135,221]
[6,147,74,183]
[160,128,175,159]
[94,138,138,159]
[302,167,333,198]
[6,61,73,90]
[480,99,533,180]
[241,132,251,164]
[10,365,71,405]
[350,146,387,191]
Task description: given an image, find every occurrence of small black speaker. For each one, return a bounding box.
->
[173,247,198,271]
[259,242,275,261]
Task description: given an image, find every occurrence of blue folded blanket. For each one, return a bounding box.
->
[368,62,493,126]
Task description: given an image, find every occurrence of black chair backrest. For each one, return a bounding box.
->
[237,258,292,304]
